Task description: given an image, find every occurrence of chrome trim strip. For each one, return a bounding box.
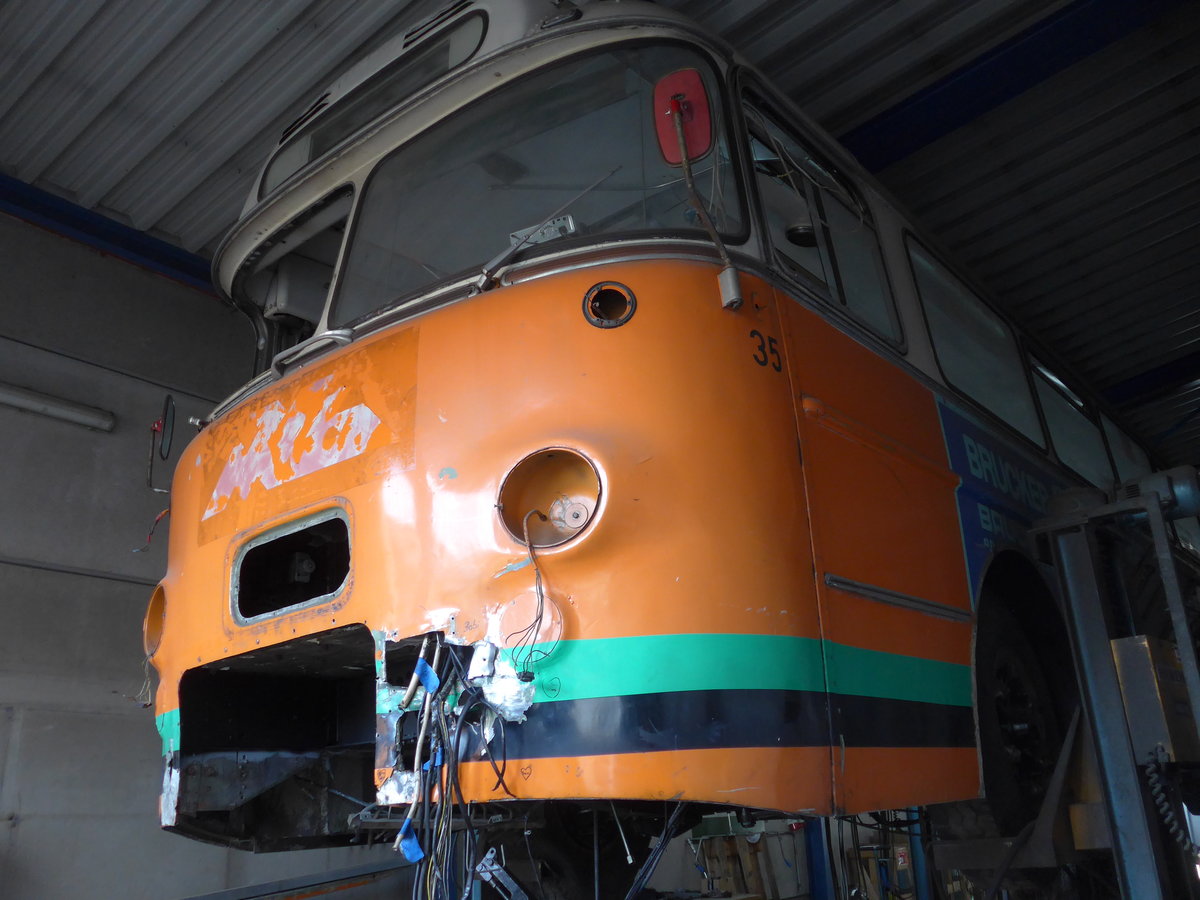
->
[824,574,974,623]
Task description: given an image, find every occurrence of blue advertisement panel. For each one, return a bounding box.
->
[937,399,1066,600]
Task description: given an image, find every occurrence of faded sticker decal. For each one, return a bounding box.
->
[204,387,382,519]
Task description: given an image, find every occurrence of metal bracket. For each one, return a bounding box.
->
[475,847,529,900]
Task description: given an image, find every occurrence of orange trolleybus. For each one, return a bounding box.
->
[144,0,1163,893]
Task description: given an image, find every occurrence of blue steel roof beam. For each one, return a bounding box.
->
[1103,351,1200,408]
[0,173,213,293]
[876,8,1200,215]
[838,0,1187,173]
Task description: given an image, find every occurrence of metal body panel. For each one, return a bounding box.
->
[151,258,984,842]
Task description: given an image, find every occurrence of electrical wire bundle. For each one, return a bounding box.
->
[393,636,524,900]
[396,508,567,897]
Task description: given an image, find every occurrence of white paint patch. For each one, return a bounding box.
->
[480,657,535,722]
[204,388,382,519]
[382,474,415,525]
[418,607,462,636]
[160,764,180,827]
[378,770,420,806]
[484,605,507,646]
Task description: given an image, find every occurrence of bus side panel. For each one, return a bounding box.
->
[776,297,980,813]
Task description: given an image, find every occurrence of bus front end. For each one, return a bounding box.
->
[146,12,834,881]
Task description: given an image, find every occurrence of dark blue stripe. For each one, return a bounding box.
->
[1103,348,1200,406]
[0,172,215,293]
[840,0,1185,172]
[479,689,975,761]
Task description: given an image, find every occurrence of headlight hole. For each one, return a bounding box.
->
[499,449,601,547]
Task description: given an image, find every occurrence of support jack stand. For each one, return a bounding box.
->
[475,847,530,900]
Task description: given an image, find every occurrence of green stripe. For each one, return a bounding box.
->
[508,633,971,709]
[157,708,180,756]
[824,642,973,707]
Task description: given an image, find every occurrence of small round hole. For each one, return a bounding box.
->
[583,282,636,328]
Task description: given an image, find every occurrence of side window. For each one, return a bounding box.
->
[1102,416,1151,482]
[822,190,898,340]
[907,239,1042,444]
[744,99,900,342]
[1031,361,1114,487]
[745,108,829,287]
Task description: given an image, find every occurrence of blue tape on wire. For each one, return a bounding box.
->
[422,748,444,771]
[414,657,440,694]
[398,818,425,862]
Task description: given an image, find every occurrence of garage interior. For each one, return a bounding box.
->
[0,0,1198,897]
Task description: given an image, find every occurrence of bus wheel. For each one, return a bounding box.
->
[929,602,1070,895]
[976,602,1064,835]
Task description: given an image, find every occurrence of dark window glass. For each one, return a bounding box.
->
[333,44,742,325]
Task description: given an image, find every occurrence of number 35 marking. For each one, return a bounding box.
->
[750,330,782,372]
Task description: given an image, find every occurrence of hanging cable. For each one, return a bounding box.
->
[669,96,741,309]
[132,507,170,553]
[622,801,688,900]
[506,509,559,680]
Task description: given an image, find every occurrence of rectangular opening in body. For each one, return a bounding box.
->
[173,625,375,849]
[236,512,349,620]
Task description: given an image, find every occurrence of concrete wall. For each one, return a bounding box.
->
[0,214,400,899]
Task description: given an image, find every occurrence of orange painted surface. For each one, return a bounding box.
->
[456,747,835,815]
[779,299,972,621]
[775,294,976,812]
[151,258,981,820]
[837,747,981,813]
[153,260,836,808]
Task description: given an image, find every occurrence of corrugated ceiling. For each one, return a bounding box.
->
[0,0,1196,465]
[878,1,1200,465]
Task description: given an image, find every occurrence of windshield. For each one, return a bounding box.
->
[332,43,742,326]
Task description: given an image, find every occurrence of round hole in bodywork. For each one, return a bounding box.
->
[499,448,601,548]
[583,282,636,328]
[144,584,166,656]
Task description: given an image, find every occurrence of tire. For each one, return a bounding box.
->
[928,601,1071,896]
[974,602,1065,836]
